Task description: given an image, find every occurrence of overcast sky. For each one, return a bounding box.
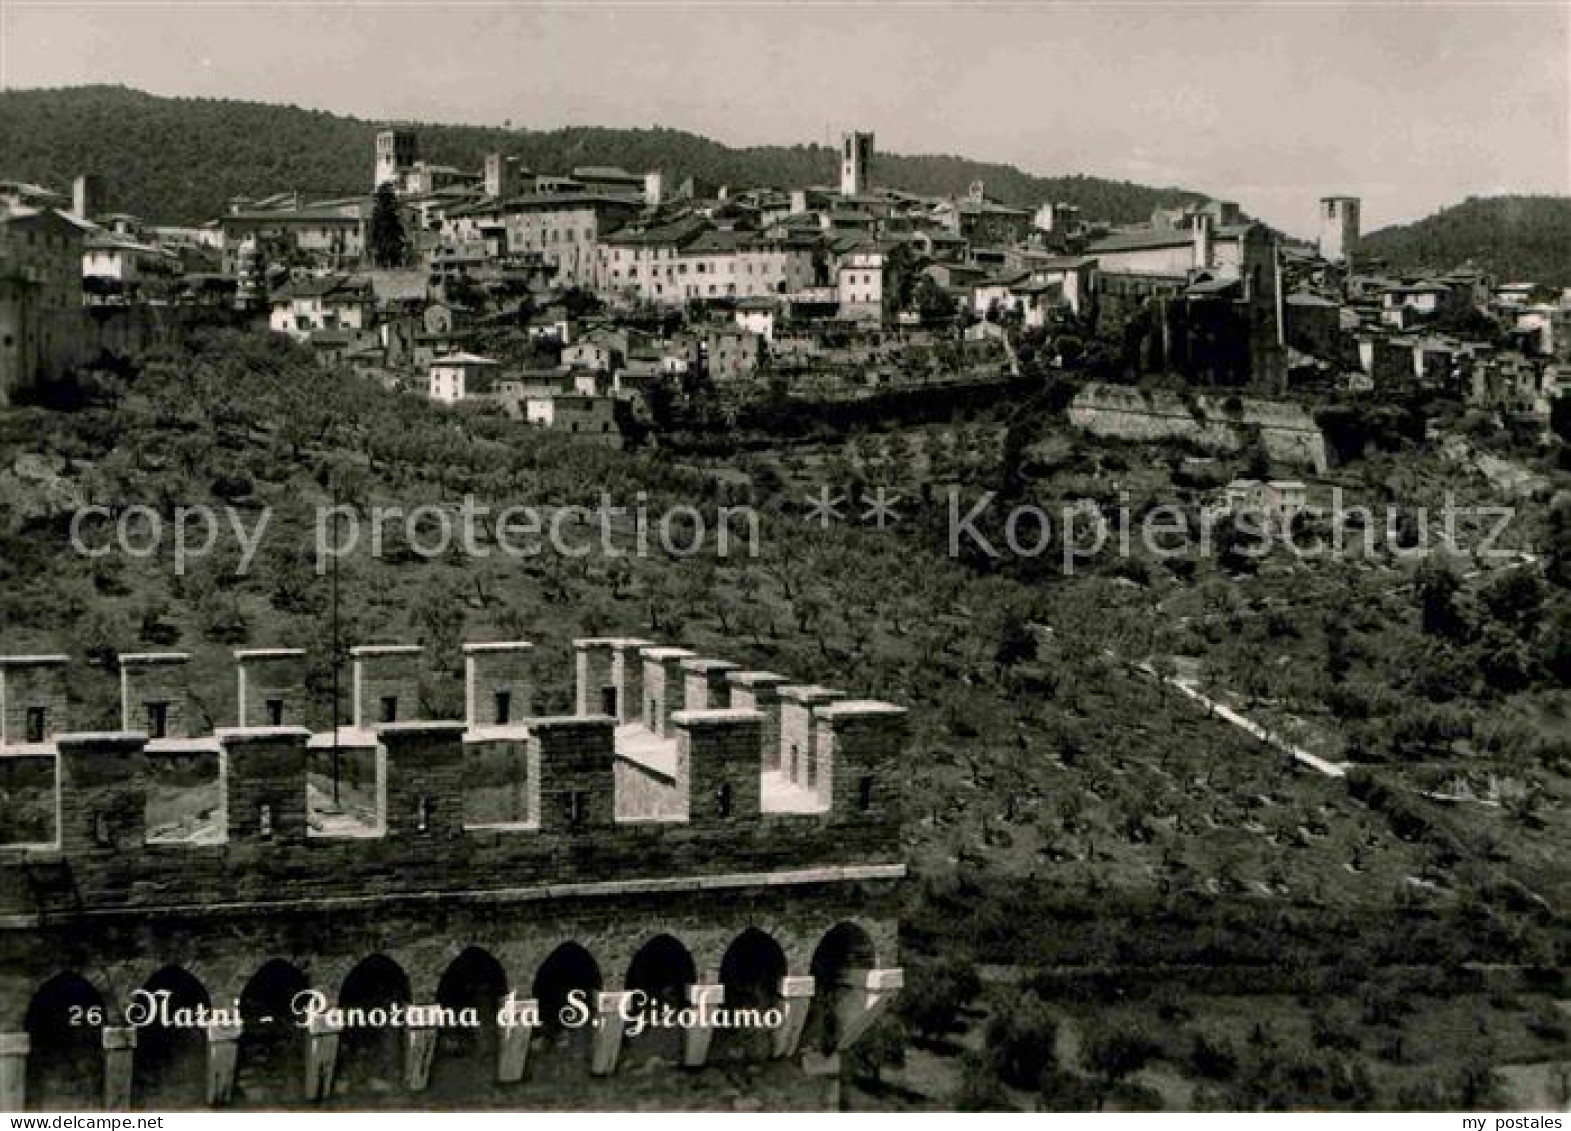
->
[2,1,1566,236]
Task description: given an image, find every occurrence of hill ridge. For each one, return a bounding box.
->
[1361,194,1571,287]
[0,83,1206,225]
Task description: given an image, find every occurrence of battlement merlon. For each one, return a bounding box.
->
[0,654,69,747]
[725,671,789,771]
[680,657,740,712]
[573,637,651,720]
[777,685,845,790]
[234,648,306,729]
[639,646,696,737]
[119,652,191,738]
[377,720,469,838]
[351,644,422,729]
[530,715,616,832]
[814,701,908,815]
[608,638,654,724]
[55,730,148,856]
[672,708,765,823]
[464,640,534,729]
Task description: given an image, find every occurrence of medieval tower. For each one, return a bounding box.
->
[375,128,418,190]
[1318,195,1360,265]
[839,131,874,197]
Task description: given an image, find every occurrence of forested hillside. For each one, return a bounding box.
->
[1361,195,1571,287]
[0,85,1206,224]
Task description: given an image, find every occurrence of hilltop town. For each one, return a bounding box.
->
[3,123,1564,452]
[1,106,1569,1115]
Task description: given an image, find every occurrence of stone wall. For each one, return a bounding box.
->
[0,635,908,1112]
[1068,381,1329,472]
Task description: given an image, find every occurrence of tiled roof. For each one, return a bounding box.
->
[1090,224,1254,254]
[1185,276,1241,297]
[686,229,748,254]
[430,351,499,366]
[979,270,1031,289]
[602,215,710,248]
[956,199,1029,217]
[496,192,643,211]
[271,274,371,301]
[1023,254,1097,272]
[227,208,363,224]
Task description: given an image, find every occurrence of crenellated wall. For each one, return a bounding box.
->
[0,636,907,1111]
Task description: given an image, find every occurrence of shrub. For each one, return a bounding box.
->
[953,1051,1013,1112]
[984,992,1058,1089]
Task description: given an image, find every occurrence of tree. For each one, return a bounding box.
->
[898,958,982,1043]
[1546,492,1571,590]
[1414,559,1465,639]
[1085,1021,1161,1103]
[1480,568,1544,635]
[954,1051,1014,1112]
[985,992,1058,1089]
[369,182,407,268]
[913,275,957,324]
[844,1012,907,1086]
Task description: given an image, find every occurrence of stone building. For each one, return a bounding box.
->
[839,131,874,198]
[0,638,906,1111]
[1318,195,1360,265]
[0,206,88,405]
[503,194,643,288]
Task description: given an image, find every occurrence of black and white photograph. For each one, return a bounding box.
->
[0,0,1567,1117]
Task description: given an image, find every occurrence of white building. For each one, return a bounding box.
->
[268,275,374,340]
[427,352,497,404]
[837,249,886,325]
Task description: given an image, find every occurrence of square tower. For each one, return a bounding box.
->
[840,130,874,197]
[1319,195,1360,265]
[375,129,418,190]
[484,153,520,200]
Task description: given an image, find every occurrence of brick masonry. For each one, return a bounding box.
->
[0,637,907,1110]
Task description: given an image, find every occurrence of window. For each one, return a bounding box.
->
[600,687,618,717]
[258,803,273,839]
[146,701,169,739]
[563,790,588,828]
[416,796,431,833]
[789,743,800,779]
[494,690,513,725]
[24,706,46,744]
[265,699,284,726]
[858,776,874,811]
[717,782,734,818]
[806,748,818,788]
[380,696,398,724]
[648,696,657,723]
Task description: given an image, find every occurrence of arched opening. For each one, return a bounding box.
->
[622,934,696,1068]
[234,960,309,1107]
[25,973,104,1110]
[131,966,211,1109]
[803,922,877,1055]
[428,947,507,1100]
[529,943,601,1079]
[713,927,787,1063]
[335,955,411,1098]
